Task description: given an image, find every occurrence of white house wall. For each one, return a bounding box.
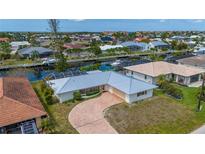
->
[57,91,74,103]
[127,89,153,103]
[126,70,154,84]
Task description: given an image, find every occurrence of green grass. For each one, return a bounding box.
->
[105,84,205,134]
[1,59,34,66]
[32,81,79,134]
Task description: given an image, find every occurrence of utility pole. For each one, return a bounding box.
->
[197,74,205,112]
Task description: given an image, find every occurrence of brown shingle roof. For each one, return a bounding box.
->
[125,61,205,77]
[0,77,47,127]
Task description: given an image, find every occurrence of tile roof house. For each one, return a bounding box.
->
[177,55,205,69]
[124,61,205,87]
[47,71,157,103]
[0,77,47,134]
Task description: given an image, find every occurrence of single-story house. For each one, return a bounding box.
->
[101,36,113,43]
[149,41,170,50]
[177,55,205,69]
[100,45,123,51]
[124,61,205,86]
[0,37,9,42]
[0,77,47,134]
[18,47,55,58]
[121,41,149,51]
[10,41,31,54]
[63,43,87,50]
[193,47,205,55]
[47,71,157,104]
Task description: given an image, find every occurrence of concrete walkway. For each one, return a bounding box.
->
[69,92,123,134]
[191,125,205,134]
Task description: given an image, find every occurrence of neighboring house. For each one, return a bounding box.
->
[193,47,205,55]
[170,36,186,41]
[63,43,87,50]
[100,45,123,51]
[47,71,157,104]
[121,41,149,51]
[177,55,205,69]
[0,77,47,134]
[149,41,170,50]
[18,47,55,58]
[124,61,205,86]
[10,41,31,54]
[101,36,113,43]
[0,37,9,42]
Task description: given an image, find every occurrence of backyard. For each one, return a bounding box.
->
[105,84,205,134]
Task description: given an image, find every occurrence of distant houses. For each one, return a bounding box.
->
[100,45,123,51]
[10,41,31,54]
[149,41,170,50]
[124,61,205,87]
[121,41,149,51]
[18,47,55,58]
[47,71,157,103]
[0,77,47,134]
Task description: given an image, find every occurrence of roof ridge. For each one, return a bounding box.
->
[57,77,71,93]
[3,96,46,115]
[128,76,133,94]
[106,71,113,83]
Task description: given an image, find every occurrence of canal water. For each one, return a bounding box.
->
[0,58,151,82]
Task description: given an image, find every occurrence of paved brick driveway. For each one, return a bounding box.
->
[69,92,123,134]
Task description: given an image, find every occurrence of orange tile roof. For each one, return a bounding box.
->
[125,61,205,77]
[0,77,47,127]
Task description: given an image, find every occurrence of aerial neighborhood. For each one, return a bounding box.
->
[2,19,205,134]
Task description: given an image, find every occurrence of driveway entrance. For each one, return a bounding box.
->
[69,92,123,134]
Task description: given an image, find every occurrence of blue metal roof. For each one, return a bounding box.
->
[49,71,157,95]
[121,41,148,48]
[151,41,168,47]
[18,47,54,55]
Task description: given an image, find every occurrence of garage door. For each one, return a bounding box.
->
[110,87,126,100]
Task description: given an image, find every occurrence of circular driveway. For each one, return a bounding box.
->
[69,92,123,134]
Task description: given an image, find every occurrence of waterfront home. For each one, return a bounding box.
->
[100,45,123,51]
[177,55,205,69]
[121,41,149,51]
[47,71,157,103]
[149,41,170,50]
[10,41,31,54]
[193,47,205,55]
[18,47,55,58]
[0,77,47,134]
[124,61,205,86]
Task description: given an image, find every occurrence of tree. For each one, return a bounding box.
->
[30,50,39,60]
[48,19,60,40]
[0,42,11,54]
[197,74,205,112]
[90,46,102,56]
[55,53,68,72]
[73,91,82,101]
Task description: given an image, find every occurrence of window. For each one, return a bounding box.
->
[144,75,147,80]
[137,91,147,97]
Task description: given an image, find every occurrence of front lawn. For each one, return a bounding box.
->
[105,84,205,134]
[32,81,79,134]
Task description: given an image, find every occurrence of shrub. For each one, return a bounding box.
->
[73,91,82,100]
[45,95,53,105]
[86,89,100,96]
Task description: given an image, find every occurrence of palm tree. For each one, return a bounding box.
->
[197,74,205,112]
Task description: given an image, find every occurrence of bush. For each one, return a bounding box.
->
[73,91,82,101]
[86,90,100,96]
